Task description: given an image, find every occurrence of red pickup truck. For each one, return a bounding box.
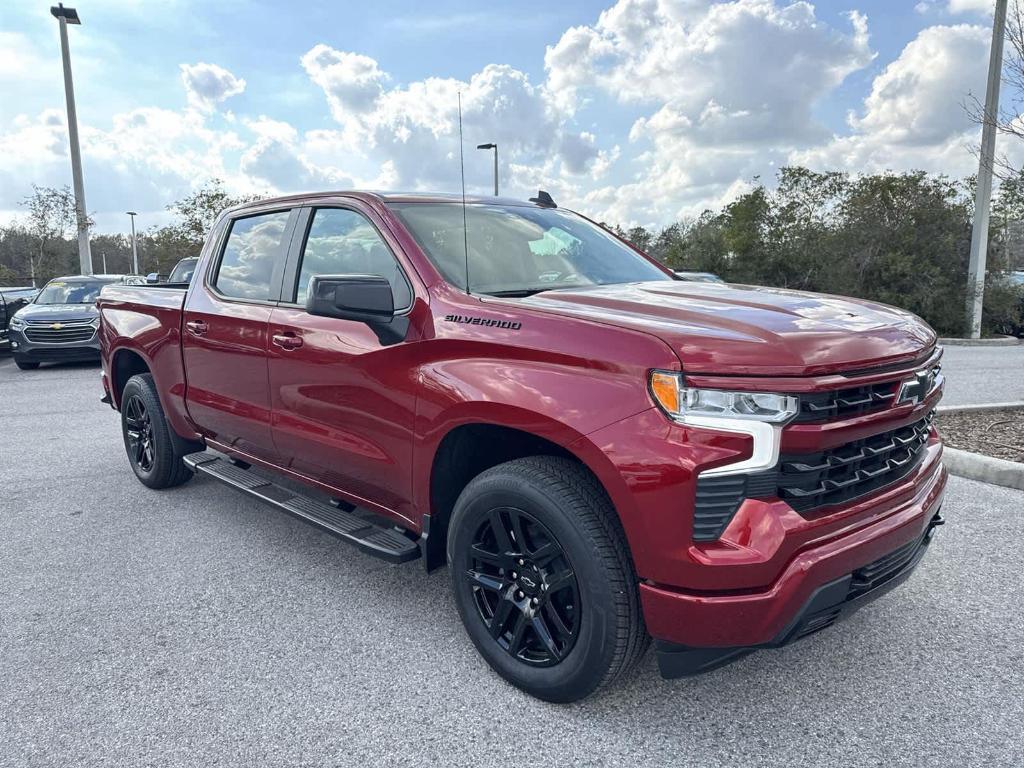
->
[98,191,947,702]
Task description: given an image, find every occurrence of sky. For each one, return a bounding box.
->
[0,0,1007,234]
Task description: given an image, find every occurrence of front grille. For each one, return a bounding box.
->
[690,413,935,540]
[794,381,897,423]
[24,323,95,344]
[771,413,933,514]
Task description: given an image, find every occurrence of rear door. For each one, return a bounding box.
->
[182,206,298,462]
[267,202,420,524]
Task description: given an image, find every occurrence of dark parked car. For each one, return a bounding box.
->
[8,275,121,370]
[0,286,38,351]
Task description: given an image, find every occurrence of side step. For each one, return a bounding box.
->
[183,453,420,564]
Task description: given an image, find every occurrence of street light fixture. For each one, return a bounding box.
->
[50,3,92,276]
[476,143,498,196]
[126,211,140,274]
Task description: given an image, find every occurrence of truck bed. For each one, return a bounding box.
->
[97,283,193,439]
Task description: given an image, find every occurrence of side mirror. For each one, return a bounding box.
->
[146,272,160,284]
[306,274,396,324]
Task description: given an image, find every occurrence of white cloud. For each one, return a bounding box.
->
[948,0,994,14]
[180,62,247,112]
[301,46,388,119]
[792,24,992,176]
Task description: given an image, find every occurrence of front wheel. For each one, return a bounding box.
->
[448,456,648,702]
[120,373,193,489]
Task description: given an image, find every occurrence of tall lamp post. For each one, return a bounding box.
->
[966,0,1008,338]
[126,211,140,274]
[476,143,498,196]
[51,3,92,276]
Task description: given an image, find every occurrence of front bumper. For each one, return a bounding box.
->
[8,326,100,361]
[654,510,944,677]
[641,454,947,673]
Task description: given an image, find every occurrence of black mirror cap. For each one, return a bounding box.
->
[306,274,396,324]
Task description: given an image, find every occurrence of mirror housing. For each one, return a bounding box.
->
[145,272,160,284]
[306,274,396,324]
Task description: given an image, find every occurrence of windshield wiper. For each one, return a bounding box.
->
[484,289,550,298]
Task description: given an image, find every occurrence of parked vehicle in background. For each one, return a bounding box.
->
[0,286,38,351]
[167,257,199,285]
[8,275,122,370]
[98,191,947,702]
[674,270,724,283]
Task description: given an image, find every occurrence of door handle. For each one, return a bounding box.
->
[272,332,303,350]
[185,320,208,336]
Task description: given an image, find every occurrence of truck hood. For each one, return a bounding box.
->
[523,281,936,376]
[16,302,99,324]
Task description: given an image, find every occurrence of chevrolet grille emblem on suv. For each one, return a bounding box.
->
[51,323,63,330]
[897,368,935,406]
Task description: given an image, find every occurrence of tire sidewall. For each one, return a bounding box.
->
[120,376,174,489]
[449,468,619,701]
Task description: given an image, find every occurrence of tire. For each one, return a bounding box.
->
[120,373,193,489]
[14,356,39,370]
[448,456,648,702]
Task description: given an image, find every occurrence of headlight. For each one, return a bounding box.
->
[649,371,798,476]
[9,314,27,330]
[649,372,798,423]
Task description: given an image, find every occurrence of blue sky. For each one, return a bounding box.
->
[0,0,1002,233]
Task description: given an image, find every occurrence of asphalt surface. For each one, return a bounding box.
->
[2,355,1022,768]
[940,344,1024,405]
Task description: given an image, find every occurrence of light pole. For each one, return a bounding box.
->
[51,3,92,276]
[966,0,1008,338]
[126,211,140,274]
[476,143,498,196]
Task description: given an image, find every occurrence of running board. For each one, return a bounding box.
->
[183,453,420,564]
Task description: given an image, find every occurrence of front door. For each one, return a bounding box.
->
[182,207,296,462]
[267,204,419,524]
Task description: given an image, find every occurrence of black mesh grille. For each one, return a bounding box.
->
[793,382,897,423]
[771,413,933,514]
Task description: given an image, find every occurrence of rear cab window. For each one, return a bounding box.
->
[213,210,293,301]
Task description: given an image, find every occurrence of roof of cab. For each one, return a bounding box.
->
[227,190,540,214]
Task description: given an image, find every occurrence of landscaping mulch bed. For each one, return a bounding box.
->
[937,407,1024,463]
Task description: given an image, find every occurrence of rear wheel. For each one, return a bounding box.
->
[14,356,39,370]
[121,373,193,489]
[448,456,648,702]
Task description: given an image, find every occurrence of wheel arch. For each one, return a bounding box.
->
[419,407,634,572]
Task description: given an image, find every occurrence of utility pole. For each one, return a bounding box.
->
[126,211,140,274]
[476,143,498,196]
[102,251,107,273]
[51,4,92,276]
[967,0,1008,338]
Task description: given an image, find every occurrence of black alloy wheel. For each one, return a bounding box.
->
[119,373,194,489]
[466,507,581,666]
[449,456,648,702]
[124,393,155,473]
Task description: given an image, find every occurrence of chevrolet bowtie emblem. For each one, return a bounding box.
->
[897,368,936,406]
[50,323,63,330]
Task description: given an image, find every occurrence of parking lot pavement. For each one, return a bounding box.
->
[1,357,1022,768]
[940,345,1024,405]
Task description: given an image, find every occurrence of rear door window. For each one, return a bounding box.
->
[214,210,292,300]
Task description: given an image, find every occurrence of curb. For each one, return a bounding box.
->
[937,401,1024,415]
[942,446,1024,491]
[938,335,1021,346]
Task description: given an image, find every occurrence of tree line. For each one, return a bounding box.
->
[1,168,1022,335]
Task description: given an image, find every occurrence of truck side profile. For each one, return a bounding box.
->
[98,191,947,702]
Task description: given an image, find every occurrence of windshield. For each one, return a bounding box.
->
[389,203,673,296]
[34,279,111,305]
[168,258,198,284]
